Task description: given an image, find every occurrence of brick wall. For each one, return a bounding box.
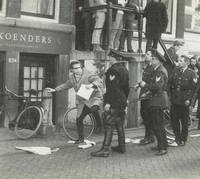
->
[59,0,75,25]
[6,0,21,18]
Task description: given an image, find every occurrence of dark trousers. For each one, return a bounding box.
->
[149,108,168,150]
[119,20,133,51]
[83,16,93,51]
[102,108,126,150]
[140,100,154,139]
[77,104,100,139]
[146,38,159,52]
[170,104,189,142]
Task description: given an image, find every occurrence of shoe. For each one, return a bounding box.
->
[74,139,84,144]
[90,149,109,157]
[155,150,167,156]
[151,146,160,151]
[140,138,155,145]
[178,141,185,146]
[127,50,135,53]
[168,141,178,147]
[111,146,125,153]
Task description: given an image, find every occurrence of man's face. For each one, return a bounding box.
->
[190,58,197,66]
[178,57,188,68]
[71,63,82,76]
[174,45,182,51]
[145,51,153,63]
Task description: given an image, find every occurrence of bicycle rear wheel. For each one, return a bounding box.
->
[14,106,43,139]
[164,110,174,136]
[62,107,95,140]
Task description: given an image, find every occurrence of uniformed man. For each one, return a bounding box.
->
[139,49,169,155]
[91,52,129,157]
[138,50,155,145]
[168,55,197,147]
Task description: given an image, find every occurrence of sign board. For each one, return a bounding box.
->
[0,26,72,54]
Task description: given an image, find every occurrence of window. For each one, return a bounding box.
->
[21,0,55,19]
[185,0,200,33]
[0,0,5,15]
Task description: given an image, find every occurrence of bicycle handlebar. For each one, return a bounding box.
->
[5,86,23,98]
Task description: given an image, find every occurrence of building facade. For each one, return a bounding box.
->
[1,0,200,129]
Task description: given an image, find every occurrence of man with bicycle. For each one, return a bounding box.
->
[90,51,129,157]
[47,61,103,144]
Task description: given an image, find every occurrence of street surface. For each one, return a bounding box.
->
[0,125,200,179]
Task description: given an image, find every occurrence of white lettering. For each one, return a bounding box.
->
[35,36,40,43]
[20,34,26,41]
[5,33,12,40]
[0,32,3,39]
[13,34,18,41]
[48,37,52,44]
[28,35,34,42]
[42,36,46,43]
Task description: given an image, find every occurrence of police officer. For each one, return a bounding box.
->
[138,50,155,145]
[168,55,197,147]
[91,52,129,157]
[139,49,169,155]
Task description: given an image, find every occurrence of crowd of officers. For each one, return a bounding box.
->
[138,45,199,156]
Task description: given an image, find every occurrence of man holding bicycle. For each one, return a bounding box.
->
[47,61,103,144]
[91,51,129,157]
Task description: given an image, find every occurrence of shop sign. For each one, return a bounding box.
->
[0,26,72,54]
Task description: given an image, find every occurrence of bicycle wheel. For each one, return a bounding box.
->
[62,107,95,140]
[164,110,174,136]
[14,106,43,139]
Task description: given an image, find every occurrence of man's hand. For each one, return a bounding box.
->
[139,81,146,87]
[45,87,56,93]
[184,100,190,106]
[85,84,93,89]
[104,104,111,111]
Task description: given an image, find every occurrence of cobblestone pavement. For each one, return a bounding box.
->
[1,126,200,179]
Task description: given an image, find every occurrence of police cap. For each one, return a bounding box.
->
[150,48,166,63]
[173,40,184,46]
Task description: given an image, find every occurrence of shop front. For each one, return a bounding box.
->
[0,25,72,127]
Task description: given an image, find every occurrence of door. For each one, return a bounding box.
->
[19,53,56,122]
[0,52,5,127]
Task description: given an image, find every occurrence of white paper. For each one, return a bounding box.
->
[76,84,94,100]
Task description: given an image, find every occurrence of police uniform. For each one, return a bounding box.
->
[139,63,155,145]
[169,67,197,144]
[91,60,129,157]
[141,63,169,154]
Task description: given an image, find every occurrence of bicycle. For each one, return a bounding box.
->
[62,106,96,140]
[164,109,197,137]
[0,86,43,139]
[62,106,128,140]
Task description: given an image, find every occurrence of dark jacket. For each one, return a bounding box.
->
[104,62,129,109]
[143,1,168,39]
[144,64,169,109]
[169,67,197,105]
[111,0,123,21]
[124,0,138,21]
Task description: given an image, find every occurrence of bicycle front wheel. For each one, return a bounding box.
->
[14,106,43,139]
[62,107,95,140]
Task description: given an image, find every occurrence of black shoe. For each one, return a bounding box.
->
[155,150,167,156]
[151,146,160,151]
[178,141,185,146]
[127,50,135,53]
[75,139,84,144]
[140,138,155,145]
[90,149,109,157]
[111,146,125,153]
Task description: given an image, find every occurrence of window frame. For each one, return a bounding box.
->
[185,0,200,34]
[21,0,60,23]
[0,0,6,16]
[141,0,177,39]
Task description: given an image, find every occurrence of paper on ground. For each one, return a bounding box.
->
[76,84,94,100]
[16,146,59,155]
[125,138,141,144]
[190,134,200,137]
